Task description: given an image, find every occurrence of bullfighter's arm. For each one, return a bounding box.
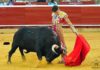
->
[64,16,78,35]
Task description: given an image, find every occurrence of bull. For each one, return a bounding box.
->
[8,27,64,64]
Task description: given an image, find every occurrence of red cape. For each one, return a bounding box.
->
[63,34,90,66]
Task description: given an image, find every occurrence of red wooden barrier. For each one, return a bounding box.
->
[0,6,100,26]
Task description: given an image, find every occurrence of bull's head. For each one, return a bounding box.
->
[51,39,67,55]
[45,32,67,63]
[46,44,63,63]
[52,44,67,55]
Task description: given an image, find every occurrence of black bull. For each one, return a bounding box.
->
[8,27,64,63]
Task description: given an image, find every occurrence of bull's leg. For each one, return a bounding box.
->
[8,44,18,64]
[35,42,42,60]
[34,59,42,68]
[37,51,42,60]
[34,50,42,67]
[19,47,26,61]
[33,42,42,67]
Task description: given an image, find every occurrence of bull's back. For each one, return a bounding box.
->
[12,27,54,51]
[14,27,52,40]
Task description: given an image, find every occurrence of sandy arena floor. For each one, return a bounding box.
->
[0,28,100,70]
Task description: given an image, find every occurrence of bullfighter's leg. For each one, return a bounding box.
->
[8,43,18,64]
[19,47,26,61]
[56,24,67,63]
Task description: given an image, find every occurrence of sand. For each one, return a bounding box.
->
[0,28,100,70]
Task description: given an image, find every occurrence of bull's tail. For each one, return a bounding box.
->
[24,50,29,53]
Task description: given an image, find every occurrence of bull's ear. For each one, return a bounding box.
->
[60,42,67,54]
[52,44,59,54]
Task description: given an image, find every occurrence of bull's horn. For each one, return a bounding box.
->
[52,44,59,54]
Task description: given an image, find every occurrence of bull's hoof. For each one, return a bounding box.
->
[22,59,26,62]
[7,61,11,64]
[58,60,64,64]
[34,64,41,68]
[34,65,39,68]
[47,62,52,64]
[34,60,42,68]
[22,57,26,61]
